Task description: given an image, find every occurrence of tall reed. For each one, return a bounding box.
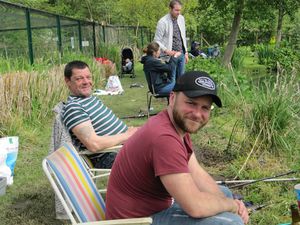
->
[0,66,66,125]
[231,47,248,70]
[0,60,106,135]
[244,70,300,154]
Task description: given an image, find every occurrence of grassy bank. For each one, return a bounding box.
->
[0,60,299,225]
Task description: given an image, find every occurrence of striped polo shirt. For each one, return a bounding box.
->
[62,95,128,151]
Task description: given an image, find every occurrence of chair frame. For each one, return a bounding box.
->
[78,145,122,193]
[51,101,119,179]
[43,143,152,225]
[144,71,169,118]
[79,145,122,179]
[50,102,123,218]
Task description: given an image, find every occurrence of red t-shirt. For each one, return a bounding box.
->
[105,110,193,219]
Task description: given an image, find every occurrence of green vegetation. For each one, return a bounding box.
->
[0,48,299,224]
[0,1,299,224]
[0,63,152,225]
[254,43,300,73]
[2,1,300,68]
[245,73,300,154]
[187,54,300,224]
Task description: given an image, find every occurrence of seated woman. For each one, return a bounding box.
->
[141,42,181,95]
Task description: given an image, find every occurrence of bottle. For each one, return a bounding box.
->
[291,204,300,225]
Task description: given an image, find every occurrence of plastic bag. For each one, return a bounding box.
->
[0,137,19,186]
[105,75,124,94]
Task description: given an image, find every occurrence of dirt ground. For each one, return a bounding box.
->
[194,146,232,181]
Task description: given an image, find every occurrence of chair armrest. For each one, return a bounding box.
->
[79,145,123,155]
[78,217,152,225]
[90,169,111,179]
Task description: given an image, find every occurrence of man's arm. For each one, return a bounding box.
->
[154,20,167,52]
[160,153,249,223]
[160,172,238,218]
[154,19,177,56]
[188,152,248,223]
[185,53,189,63]
[188,153,224,197]
[72,120,138,152]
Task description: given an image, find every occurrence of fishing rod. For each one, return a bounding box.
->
[217,177,300,185]
[120,113,147,119]
[121,112,158,119]
[217,170,299,189]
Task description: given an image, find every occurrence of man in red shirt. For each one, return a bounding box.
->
[106,71,249,225]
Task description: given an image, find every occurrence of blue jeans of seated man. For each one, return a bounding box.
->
[151,186,244,225]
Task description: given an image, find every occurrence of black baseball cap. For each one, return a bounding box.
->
[173,71,222,107]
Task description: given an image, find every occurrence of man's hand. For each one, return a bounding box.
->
[165,50,177,56]
[174,52,182,58]
[234,199,249,224]
[72,121,139,152]
[185,53,189,63]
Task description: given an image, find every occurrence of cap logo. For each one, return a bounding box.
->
[195,77,215,90]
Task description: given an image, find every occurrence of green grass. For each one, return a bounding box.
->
[241,56,267,79]
[0,63,168,225]
[0,119,60,225]
[0,62,299,225]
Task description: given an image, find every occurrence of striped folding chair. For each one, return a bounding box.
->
[51,102,122,179]
[43,143,152,225]
[78,145,122,181]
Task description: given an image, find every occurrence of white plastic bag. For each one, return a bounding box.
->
[0,137,18,186]
[105,75,124,94]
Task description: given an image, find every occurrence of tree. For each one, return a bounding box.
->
[240,2,275,45]
[267,0,300,48]
[221,0,245,67]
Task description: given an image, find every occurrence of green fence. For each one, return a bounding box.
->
[0,0,152,64]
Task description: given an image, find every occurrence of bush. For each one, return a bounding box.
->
[254,44,300,74]
[231,46,249,70]
[98,43,121,70]
[186,57,252,108]
[267,47,299,73]
[254,44,274,65]
[244,71,300,154]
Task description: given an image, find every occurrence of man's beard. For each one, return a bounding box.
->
[172,106,203,134]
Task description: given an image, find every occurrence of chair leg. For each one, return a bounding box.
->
[147,92,152,118]
[147,92,150,118]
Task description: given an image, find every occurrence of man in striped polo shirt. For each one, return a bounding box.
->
[62,60,138,168]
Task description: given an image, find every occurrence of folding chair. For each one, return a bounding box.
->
[50,102,120,178]
[78,145,122,183]
[43,143,152,225]
[49,102,121,218]
[144,71,169,118]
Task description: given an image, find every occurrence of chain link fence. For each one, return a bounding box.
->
[0,0,152,64]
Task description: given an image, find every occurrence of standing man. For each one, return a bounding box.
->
[154,0,188,81]
[106,71,249,225]
[62,60,138,168]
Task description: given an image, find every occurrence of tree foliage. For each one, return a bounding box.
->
[267,0,300,47]
[5,0,300,67]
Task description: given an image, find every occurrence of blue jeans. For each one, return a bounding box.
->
[171,53,185,82]
[151,186,244,225]
[157,81,176,95]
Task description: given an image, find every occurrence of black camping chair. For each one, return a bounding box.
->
[121,47,135,78]
[144,71,169,118]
